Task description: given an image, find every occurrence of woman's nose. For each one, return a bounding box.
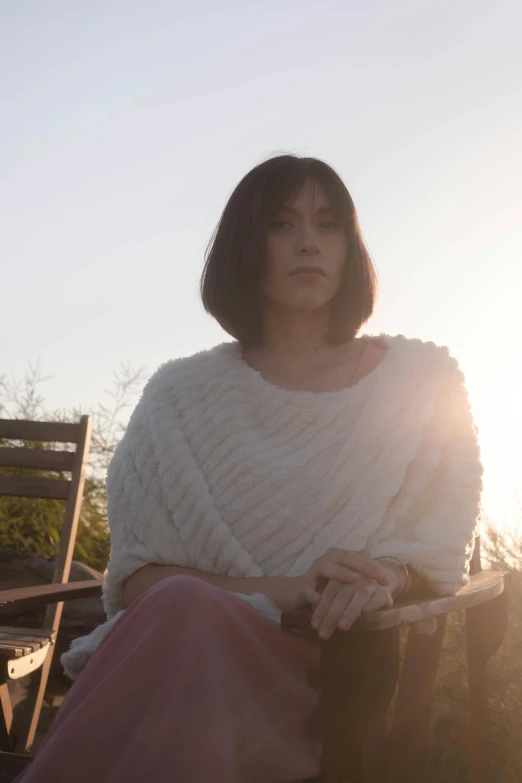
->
[297,227,320,254]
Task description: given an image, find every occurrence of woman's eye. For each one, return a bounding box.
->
[268,219,293,229]
[318,220,339,229]
[268,218,339,230]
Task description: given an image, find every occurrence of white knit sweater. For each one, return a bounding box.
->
[61,333,483,679]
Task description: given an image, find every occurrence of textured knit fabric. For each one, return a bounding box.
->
[61,332,483,679]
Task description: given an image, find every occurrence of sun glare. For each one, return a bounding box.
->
[471,352,522,531]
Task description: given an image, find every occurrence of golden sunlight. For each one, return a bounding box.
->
[472,351,522,531]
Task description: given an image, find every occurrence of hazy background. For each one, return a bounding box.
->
[2,0,521,529]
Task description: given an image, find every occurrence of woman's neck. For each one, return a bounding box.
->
[242,310,366,386]
[256,305,336,361]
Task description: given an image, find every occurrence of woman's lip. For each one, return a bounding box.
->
[289,267,326,277]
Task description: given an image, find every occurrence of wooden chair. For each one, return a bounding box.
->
[0,416,103,761]
[281,542,510,783]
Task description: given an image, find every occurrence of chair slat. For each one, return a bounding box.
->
[0,642,41,654]
[0,419,81,443]
[0,446,76,472]
[0,640,33,656]
[0,627,51,643]
[0,635,45,647]
[0,629,55,659]
[0,642,33,658]
[0,643,47,659]
[0,475,70,500]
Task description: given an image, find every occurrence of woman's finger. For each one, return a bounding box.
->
[336,551,392,585]
[336,583,378,631]
[315,582,371,639]
[312,587,348,638]
[303,584,322,604]
[311,580,344,628]
[361,587,393,613]
[317,562,366,585]
[320,548,391,585]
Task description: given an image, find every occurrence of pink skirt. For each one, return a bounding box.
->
[17,575,322,783]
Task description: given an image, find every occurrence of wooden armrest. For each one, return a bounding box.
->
[281,570,510,636]
[0,579,104,614]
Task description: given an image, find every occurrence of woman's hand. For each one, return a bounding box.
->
[300,547,393,604]
[269,547,393,613]
[310,579,394,639]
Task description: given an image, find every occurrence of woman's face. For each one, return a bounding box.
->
[261,178,347,313]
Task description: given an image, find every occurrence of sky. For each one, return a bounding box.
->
[1,0,521,531]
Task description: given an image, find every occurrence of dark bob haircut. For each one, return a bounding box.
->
[200,154,378,346]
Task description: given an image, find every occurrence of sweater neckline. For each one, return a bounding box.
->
[224,333,395,408]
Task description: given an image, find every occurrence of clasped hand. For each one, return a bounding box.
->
[294,547,396,640]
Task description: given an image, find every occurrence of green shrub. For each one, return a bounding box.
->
[0,360,147,573]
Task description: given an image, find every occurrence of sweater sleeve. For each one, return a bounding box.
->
[100,393,191,618]
[101,368,261,619]
[365,358,483,595]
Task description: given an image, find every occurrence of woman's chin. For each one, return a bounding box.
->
[263,291,336,314]
[288,293,333,311]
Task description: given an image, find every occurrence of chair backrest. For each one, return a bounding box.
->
[0,416,92,636]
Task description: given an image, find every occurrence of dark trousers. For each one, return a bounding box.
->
[305,627,401,783]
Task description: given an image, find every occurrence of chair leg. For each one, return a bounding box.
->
[386,615,446,783]
[0,683,14,752]
[11,642,56,754]
[466,590,509,783]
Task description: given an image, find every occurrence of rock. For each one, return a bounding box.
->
[0,545,103,584]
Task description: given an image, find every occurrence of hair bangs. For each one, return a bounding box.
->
[259,158,350,226]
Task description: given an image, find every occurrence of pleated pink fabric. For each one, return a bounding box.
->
[17,576,322,783]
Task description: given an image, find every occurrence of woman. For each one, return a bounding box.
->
[19,154,483,782]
